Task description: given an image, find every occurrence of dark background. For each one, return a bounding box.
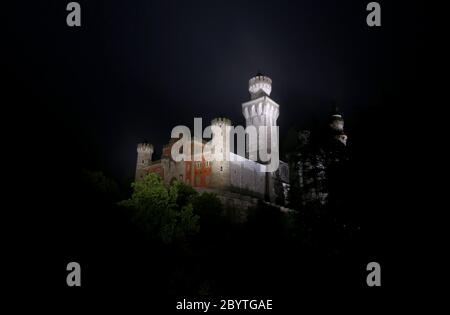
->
[4,0,431,310]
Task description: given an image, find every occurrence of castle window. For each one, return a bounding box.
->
[220,166,223,172]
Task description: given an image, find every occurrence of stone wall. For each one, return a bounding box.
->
[196,188,259,223]
[229,153,266,198]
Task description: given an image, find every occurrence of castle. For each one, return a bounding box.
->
[135,73,347,214]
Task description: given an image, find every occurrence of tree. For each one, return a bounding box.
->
[81,169,120,202]
[119,173,199,245]
[173,180,198,208]
[191,192,223,223]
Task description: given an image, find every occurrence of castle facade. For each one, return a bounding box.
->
[135,73,348,211]
[135,74,289,209]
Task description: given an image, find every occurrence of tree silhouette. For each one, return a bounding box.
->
[119,173,199,245]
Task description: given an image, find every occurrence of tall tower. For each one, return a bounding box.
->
[210,117,231,189]
[135,142,154,180]
[242,72,280,162]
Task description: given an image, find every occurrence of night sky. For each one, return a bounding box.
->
[5,0,422,184]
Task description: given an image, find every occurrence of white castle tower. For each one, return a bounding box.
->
[135,142,153,180]
[242,72,280,163]
[210,117,232,188]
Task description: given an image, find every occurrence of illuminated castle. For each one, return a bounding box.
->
[135,73,348,212]
[136,74,289,212]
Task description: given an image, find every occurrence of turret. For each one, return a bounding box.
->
[210,117,232,189]
[249,72,272,100]
[329,106,348,146]
[135,142,154,180]
[242,72,280,162]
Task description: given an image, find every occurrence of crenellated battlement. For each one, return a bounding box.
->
[137,142,154,153]
[249,73,272,99]
[135,142,154,180]
[211,117,232,126]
